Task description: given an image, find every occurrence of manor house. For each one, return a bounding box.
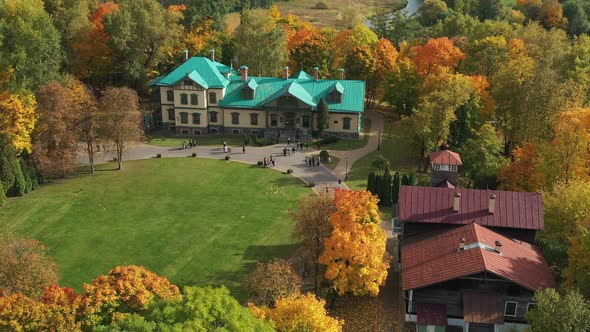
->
[148,53,365,140]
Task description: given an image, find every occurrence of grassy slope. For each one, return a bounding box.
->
[0,159,308,300]
[346,117,430,190]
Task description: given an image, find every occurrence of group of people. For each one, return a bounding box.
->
[263,156,276,167]
[286,138,306,151]
[305,156,321,167]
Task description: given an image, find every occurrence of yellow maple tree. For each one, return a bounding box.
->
[319,189,389,296]
[0,74,36,152]
[249,292,344,332]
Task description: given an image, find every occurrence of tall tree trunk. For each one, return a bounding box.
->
[86,141,95,174]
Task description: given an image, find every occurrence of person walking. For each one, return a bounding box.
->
[263,157,267,167]
[272,159,276,167]
[242,145,246,154]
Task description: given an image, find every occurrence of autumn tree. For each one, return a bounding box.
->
[373,38,398,102]
[79,265,181,328]
[33,79,85,178]
[383,60,422,116]
[98,87,142,170]
[319,189,389,296]
[103,0,182,90]
[462,36,508,77]
[244,258,303,307]
[235,9,288,77]
[527,288,590,332]
[543,109,590,185]
[180,19,227,61]
[250,292,344,332]
[72,2,119,85]
[406,69,472,171]
[459,124,507,188]
[291,192,336,295]
[76,86,100,174]
[287,25,336,78]
[542,179,590,242]
[0,0,62,91]
[0,87,36,153]
[102,286,275,331]
[565,222,590,298]
[497,143,545,192]
[411,37,465,77]
[540,0,567,30]
[418,0,449,26]
[0,233,58,298]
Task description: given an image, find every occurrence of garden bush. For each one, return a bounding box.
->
[0,183,5,207]
[287,169,293,174]
[319,136,340,145]
[156,153,162,158]
[11,161,26,197]
[257,161,264,166]
[319,150,330,163]
[191,152,197,157]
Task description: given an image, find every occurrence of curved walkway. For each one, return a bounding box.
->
[76,111,384,190]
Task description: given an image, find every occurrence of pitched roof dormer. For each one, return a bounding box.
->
[242,78,258,100]
[328,82,344,103]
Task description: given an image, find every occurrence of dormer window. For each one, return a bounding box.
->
[183,79,192,86]
[242,88,254,100]
[328,91,342,103]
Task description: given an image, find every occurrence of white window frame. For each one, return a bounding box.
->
[504,301,518,317]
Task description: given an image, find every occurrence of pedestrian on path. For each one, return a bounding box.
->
[242,145,246,154]
[283,147,287,156]
[263,157,267,167]
[272,159,276,167]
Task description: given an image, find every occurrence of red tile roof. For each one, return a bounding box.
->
[430,150,463,165]
[401,223,555,291]
[399,186,544,230]
[417,303,447,326]
[463,292,503,324]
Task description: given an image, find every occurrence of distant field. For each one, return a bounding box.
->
[226,0,403,30]
[0,159,308,300]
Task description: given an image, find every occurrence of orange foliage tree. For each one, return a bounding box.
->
[250,292,344,332]
[71,2,119,82]
[498,143,545,191]
[319,189,389,296]
[78,265,181,328]
[411,37,465,77]
[544,109,590,184]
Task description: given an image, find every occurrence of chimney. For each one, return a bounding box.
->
[182,50,189,61]
[453,192,461,212]
[488,194,496,214]
[338,68,345,80]
[459,238,465,251]
[495,240,502,254]
[284,66,289,79]
[313,66,319,81]
[210,49,215,62]
[240,66,248,82]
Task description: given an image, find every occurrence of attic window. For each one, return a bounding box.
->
[242,88,254,100]
[183,79,192,86]
[504,301,517,317]
[328,91,342,103]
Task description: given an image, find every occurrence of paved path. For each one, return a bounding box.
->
[330,111,384,180]
[78,110,384,190]
[77,143,345,190]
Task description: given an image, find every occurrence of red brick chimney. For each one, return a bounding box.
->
[459,238,465,251]
[284,66,289,79]
[488,194,496,214]
[453,192,461,212]
[182,50,188,61]
[210,49,215,62]
[313,66,319,81]
[495,240,502,254]
[240,66,248,82]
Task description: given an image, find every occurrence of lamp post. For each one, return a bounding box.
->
[345,157,349,181]
[377,129,381,151]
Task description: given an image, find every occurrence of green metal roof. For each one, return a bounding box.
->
[246,78,258,91]
[187,70,209,89]
[150,57,365,113]
[290,70,314,80]
[148,57,230,88]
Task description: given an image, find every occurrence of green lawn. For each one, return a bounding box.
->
[0,159,309,300]
[345,118,429,190]
[147,131,250,148]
